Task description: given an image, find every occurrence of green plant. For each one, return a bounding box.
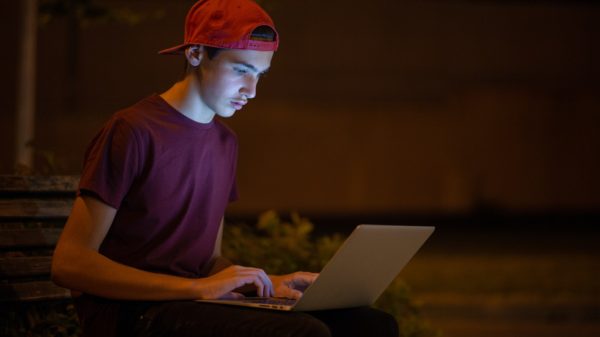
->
[223,210,344,274]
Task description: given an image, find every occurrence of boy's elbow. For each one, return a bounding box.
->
[51,247,77,289]
[51,252,67,287]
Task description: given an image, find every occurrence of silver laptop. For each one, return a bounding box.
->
[197,224,434,311]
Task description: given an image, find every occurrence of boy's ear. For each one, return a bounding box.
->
[185,45,203,67]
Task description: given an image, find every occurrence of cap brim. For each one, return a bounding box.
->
[158,43,188,55]
[159,37,279,55]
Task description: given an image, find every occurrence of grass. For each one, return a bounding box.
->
[399,251,600,337]
[403,253,599,296]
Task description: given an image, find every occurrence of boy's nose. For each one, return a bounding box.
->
[241,76,258,99]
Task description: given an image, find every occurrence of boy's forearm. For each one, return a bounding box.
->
[52,244,207,301]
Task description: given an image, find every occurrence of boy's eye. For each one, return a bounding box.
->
[234,67,248,74]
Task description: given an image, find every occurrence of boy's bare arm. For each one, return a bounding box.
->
[51,196,273,300]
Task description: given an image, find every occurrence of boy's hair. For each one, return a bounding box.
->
[205,25,277,59]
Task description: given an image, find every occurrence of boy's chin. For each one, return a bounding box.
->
[217,108,237,119]
[217,112,236,119]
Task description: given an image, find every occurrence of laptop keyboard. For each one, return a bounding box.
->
[241,297,297,306]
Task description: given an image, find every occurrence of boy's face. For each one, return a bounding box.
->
[196,48,274,118]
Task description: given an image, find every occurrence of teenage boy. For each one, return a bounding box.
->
[52,0,399,336]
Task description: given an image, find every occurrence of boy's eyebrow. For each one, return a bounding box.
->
[234,62,270,74]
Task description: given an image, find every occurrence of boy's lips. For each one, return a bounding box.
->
[231,100,247,110]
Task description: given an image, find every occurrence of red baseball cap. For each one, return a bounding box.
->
[159,0,279,54]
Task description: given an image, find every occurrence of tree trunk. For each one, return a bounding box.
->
[15,0,38,173]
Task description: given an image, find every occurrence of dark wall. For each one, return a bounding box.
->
[2,0,599,215]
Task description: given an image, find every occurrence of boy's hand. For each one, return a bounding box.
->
[270,272,318,299]
[197,265,274,299]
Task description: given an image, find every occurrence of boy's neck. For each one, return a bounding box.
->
[160,75,215,124]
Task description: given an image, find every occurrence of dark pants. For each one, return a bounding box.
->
[121,301,398,337]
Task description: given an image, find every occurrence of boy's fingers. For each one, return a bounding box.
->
[219,291,245,300]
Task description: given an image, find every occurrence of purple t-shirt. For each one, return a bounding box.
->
[76,94,238,336]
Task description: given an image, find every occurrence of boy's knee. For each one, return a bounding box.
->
[292,315,331,337]
[370,309,399,337]
[335,307,399,337]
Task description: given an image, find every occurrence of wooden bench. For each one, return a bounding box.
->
[0,175,79,334]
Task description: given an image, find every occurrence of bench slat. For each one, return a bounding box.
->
[0,256,52,278]
[0,199,74,218]
[0,175,79,193]
[0,176,76,305]
[0,228,62,248]
[0,281,71,302]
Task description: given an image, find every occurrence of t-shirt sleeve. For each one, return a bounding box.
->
[229,179,239,202]
[78,117,141,208]
[228,139,240,203]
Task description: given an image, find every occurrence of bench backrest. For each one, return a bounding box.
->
[0,175,79,302]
